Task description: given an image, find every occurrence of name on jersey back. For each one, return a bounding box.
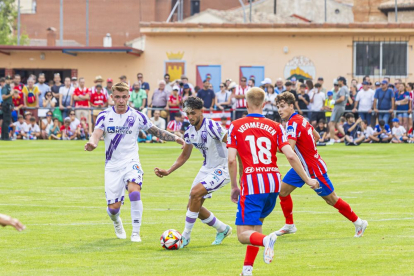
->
[238,121,277,136]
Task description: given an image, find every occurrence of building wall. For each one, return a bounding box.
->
[0,51,142,88]
[353,0,388,22]
[387,11,414,22]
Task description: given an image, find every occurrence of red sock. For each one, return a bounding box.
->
[244,245,260,266]
[249,232,266,246]
[333,198,358,222]
[280,195,294,224]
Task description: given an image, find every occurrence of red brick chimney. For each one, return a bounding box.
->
[46,27,56,46]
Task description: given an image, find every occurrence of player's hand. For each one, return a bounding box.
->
[306,178,320,190]
[0,214,26,232]
[84,141,97,151]
[154,168,169,178]
[230,187,240,204]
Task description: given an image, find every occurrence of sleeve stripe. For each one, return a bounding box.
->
[95,115,105,127]
[208,120,220,140]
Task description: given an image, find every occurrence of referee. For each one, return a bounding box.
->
[1,75,13,141]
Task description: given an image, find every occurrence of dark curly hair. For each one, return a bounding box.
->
[183,97,204,111]
[275,92,296,106]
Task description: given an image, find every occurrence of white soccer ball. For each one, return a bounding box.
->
[160,229,182,250]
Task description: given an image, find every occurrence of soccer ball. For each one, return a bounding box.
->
[160,229,182,250]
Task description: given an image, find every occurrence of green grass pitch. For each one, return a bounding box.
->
[0,141,413,275]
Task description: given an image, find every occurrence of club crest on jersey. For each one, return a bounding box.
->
[214,169,223,176]
[132,164,141,173]
[201,131,207,142]
[127,116,135,123]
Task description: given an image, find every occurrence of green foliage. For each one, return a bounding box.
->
[0,142,413,275]
[0,0,29,45]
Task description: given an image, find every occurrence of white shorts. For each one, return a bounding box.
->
[105,162,143,205]
[191,167,230,199]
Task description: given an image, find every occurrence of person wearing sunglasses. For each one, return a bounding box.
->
[215,82,232,111]
[41,110,55,139]
[42,91,56,109]
[68,111,80,132]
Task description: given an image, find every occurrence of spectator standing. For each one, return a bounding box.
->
[22,77,40,119]
[166,112,184,138]
[260,78,272,92]
[220,116,228,130]
[42,91,57,109]
[27,117,41,140]
[323,91,334,122]
[71,77,78,89]
[309,83,326,126]
[317,77,327,94]
[374,80,394,124]
[391,118,408,143]
[296,84,310,119]
[327,77,348,145]
[91,76,109,97]
[290,77,298,90]
[215,83,232,111]
[60,118,76,140]
[150,110,166,130]
[331,79,339,99]
[263,85,279,121]
[73,77,90,120]
[1,76,13,140]
[197,80,215,112]
[181,75,195,93]
[353,81,375,125]
[48,79,54,87]
[346,85,357,117]
[234,77,248,119]
[48,117,61,140]
[395,83,411,130]
[284,81,300,110]
[51,73,63,107]
[129,82,147,111]
[90,84,107,124]
[371,120,392,143]
[13,74,24,92]
[343,114,364,146]
[12,87,25,117]
[275,78,285,94]
[59,77,74,119]
[137,73,150,99]
[41,111,54,139]
[35,73,50,108]
[168,86,182,121]
[106,78,114,106]
[150,80,169,117]
[248,78,255,88]
[181,84,193,102]
[164,74,173,93]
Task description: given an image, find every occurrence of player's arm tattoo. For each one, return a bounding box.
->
[147,126,177,141]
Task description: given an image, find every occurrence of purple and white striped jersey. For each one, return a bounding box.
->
[184,118,227,170]
[95,106,153,171]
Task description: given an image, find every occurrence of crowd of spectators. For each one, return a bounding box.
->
[1,72,413,144]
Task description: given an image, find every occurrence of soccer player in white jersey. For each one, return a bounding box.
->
[85,82,184,242]
[154,97,232,247]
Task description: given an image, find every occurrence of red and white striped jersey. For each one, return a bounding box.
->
[235,85,249,108]
[167,120,182,132]
[227,114,289,196]
[286,113,328,177]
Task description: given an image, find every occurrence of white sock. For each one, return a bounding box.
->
[353,218,363,226]
[201,212,227,232]
[129,191,143,233]
[183,210,199,240]
[107,207,120,223]
[330,139,335,143]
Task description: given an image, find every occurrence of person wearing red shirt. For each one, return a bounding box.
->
[227,87,318,275]
[168,86,181,121]
[12,88,24,116]
[60,118,76,140]
[73,77,90,120]
[90,84,108,126]
[275,92,368,238]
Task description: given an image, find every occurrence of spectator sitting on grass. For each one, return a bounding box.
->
[391,118,408,143]
[150,110,166,131]
[167,112,184,138]
[76,117,89,140]
[27,117,41,140]
[138,130,152,143]
[407,125,414,143]
[361,120,374,143]
[48,117,61,140]
[12,115,27,139]
[315,119,328,143]
[41,111,54,139]
[371,119,392,143]
[343,113,365,146]
[61,118,76,140]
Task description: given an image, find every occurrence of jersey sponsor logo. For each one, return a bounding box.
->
[214,169,223,176]
[107,126,133,134]
[286,125,295,135]
[244,167,279,173]
[192,143,208,150]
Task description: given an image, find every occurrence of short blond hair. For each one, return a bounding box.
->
[246,87,266,107]
[112,82,130,93]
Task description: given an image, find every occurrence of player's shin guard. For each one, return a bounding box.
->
[201,212,227,232]
[333,198,358,223]
[129,191,143,233]
[183,210,199,240]
[107,207,120,222]
[244,245,260,266]
[280,195,294,225]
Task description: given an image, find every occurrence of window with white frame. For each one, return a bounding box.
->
[354,42,408,77]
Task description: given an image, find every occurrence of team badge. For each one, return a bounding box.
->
[132,164,142,174]
[214,169,223,176]
[127,116,135,123]
[201,131,207,142]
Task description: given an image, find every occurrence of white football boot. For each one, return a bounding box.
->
[240,265,253,275]
[263,233,277,264]
[131,232,142,242]
[354,220,368,238]
[274,224,297,236]
[113,218,126,239]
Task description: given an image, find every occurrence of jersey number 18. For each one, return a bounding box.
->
[245,135,272,165]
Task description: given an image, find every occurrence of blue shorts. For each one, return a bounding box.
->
[282,168,334,197]
[235,193,278,226]
[397,112,409,118]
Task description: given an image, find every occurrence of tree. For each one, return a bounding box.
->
[0,0,29,45]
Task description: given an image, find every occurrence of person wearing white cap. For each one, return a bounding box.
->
[261,78,272,92]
